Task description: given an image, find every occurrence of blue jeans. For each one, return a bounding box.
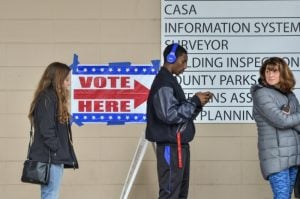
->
[41,164,64,199]
[269,167,298,199]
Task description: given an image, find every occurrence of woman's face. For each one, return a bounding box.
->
[63,72,71,90]
[265,65,280,86]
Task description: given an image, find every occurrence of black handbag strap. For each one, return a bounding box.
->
[26,122,51,163]
[25,124,33,160]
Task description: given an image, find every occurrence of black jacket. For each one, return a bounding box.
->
[28,88,78,169]
[146,67,202,144]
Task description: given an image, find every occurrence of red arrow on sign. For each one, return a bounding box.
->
[74,80,149,109]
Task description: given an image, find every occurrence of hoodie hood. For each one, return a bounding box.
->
[250,82,264,96]
[251,77,287,96]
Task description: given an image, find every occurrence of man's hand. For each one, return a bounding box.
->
[195,91,212,106]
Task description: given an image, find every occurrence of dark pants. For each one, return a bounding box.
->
[156,143,190,199]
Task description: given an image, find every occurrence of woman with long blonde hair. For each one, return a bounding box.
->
[28,62,78,199]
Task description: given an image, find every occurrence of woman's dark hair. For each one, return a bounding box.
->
[259,57,295,93]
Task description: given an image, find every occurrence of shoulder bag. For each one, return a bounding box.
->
[21,124,51,185]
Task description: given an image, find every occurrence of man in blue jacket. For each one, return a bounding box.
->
[146,43,212,199]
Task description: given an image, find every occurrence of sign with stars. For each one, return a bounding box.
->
[70,54,160,125]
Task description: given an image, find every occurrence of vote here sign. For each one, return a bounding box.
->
[70,54,160,125]
[161,0,300,123]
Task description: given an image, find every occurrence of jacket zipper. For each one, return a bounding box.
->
[275,129,280,147]
[67,121,76,169]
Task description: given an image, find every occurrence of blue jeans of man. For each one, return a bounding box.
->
[269,167,298,199]
[41,164,64,199]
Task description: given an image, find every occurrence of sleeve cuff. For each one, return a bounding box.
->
[191,95,202,108]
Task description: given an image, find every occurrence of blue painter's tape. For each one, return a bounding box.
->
[70,116,84,126]
[108,62,131,67]
[151,59,160,73]
[107,121,125,125]
[70,54,79,71]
